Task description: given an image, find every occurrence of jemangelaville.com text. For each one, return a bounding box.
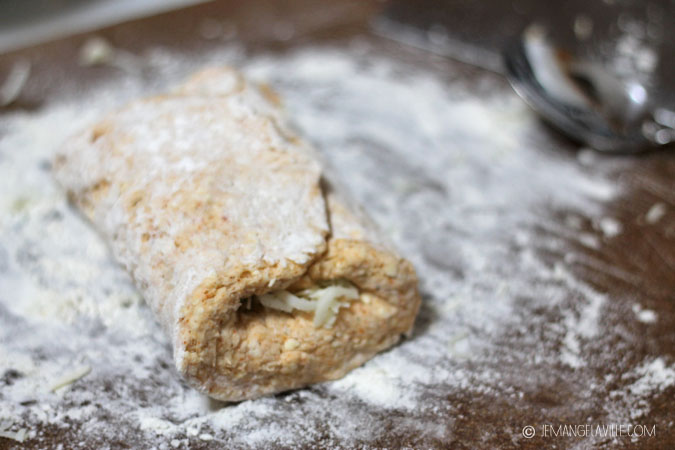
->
[541,424,656,438]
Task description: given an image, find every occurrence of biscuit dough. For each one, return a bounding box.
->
[53,68,421,401]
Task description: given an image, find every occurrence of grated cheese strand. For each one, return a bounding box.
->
[49,365,92,392]
[0,428,28,443]
[255,282,359,327]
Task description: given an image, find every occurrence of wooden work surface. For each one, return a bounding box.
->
[0,1,673,448]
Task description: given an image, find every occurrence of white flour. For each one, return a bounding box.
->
[0,41,671,448]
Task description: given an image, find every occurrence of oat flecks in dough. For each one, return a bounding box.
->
[53,67,421,401]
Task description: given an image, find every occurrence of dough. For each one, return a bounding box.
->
[53,67,421,401]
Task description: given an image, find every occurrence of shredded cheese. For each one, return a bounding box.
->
[0,421,27,443]
[49,365,92,392]
[0,60,30,107]
[255,281,360,327]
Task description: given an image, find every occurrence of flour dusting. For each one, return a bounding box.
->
[0,41,671,448]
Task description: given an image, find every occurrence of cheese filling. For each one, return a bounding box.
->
[254,281,360,328]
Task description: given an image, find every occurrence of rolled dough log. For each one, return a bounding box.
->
[53,67,420,401]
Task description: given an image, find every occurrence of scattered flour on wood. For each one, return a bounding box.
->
[0,42,668,447]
